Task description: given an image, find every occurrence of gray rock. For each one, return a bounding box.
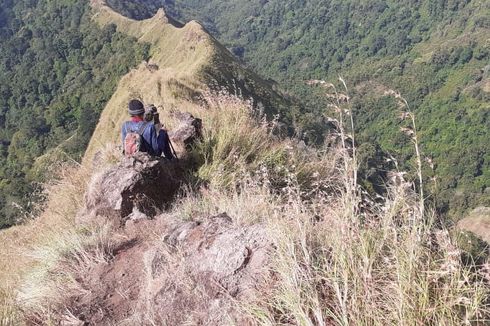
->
[66,214,273,326]
[168,112,202,150]
[141,213,272,325]
[78,153,184,226]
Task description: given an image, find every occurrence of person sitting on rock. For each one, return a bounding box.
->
[122,99,174,159]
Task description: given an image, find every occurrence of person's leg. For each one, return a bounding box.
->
[158,130,174,160]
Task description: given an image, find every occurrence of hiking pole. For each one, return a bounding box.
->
[169,138,178,160]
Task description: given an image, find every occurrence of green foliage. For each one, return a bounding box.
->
[106,0,167,20]
[161,0,490,219]
[0,0,150,228]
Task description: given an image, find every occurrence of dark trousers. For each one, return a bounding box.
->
[158,130,174,160]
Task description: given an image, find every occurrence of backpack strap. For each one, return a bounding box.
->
[136,122,149,135]
[123,121,129,135]
[124,121,149,135]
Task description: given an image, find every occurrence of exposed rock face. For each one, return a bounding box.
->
[458,207,490,243]
[79,112,202,226]
[70,112,272,325]
[80,154,184,226]
[71,213,271,325]
[146,213,269,325]
[169,111,203,151]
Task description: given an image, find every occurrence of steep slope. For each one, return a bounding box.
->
[85,0,294,162]
[137,0,490,218]
[0,2,488,324]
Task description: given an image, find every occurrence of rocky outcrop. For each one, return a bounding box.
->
[84,213,271,325]
[79,112,202,227]
[169,112,203,151]
[458,207,490,243]
[79,154,183,226]
[71,213,271,325]
[70,112,272,325]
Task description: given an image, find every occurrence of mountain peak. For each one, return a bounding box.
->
[84,0,290,163]
[90,0,214,65]
[153,7,185,28]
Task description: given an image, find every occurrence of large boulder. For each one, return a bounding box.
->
[168,111,202,152]
[67,213,272,325]
[79,154,184,226]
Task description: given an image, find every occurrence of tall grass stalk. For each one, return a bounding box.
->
[307,78,358,220]
[2,93,487,324]
[385,90,425,217]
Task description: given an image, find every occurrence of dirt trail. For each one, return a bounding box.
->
[65,213,270,325]
[50,113,273,325]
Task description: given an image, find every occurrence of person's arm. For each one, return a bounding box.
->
[121,122,128,151]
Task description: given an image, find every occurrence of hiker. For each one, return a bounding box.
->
[122,99,174,159]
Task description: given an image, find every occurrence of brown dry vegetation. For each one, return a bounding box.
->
[0,2,489,325]
[1,94,488,325]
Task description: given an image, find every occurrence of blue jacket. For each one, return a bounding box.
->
[122,120,174,159]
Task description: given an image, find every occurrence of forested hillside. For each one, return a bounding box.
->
[0,0,488,227]
[111,0,490,218]
[0,0,150,228]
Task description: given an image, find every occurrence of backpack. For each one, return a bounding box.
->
[124,122,149,157]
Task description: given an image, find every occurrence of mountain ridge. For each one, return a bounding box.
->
[162,0,490,218]
[0,1,488,324]
[84,0,297,162]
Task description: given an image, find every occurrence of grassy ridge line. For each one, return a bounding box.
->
[92,1,215,72]
[2,93,488,323]
[84,2,214,162]
[85,1,292,163]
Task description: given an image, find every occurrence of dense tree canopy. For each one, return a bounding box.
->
[112,0,490,219]
[0,0,150,228]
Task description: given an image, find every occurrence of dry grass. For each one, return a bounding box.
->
[249,183,489,325]
[0,144,123,324]
[1,93,488,324]
[0,162,87,285]
[169,95,489,325]
[192,92,339,192]
[0,287,22,326]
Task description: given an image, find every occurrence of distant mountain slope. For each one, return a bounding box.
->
[85,0,295,162]
[114,0,490,218]
[0,0,150,228]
